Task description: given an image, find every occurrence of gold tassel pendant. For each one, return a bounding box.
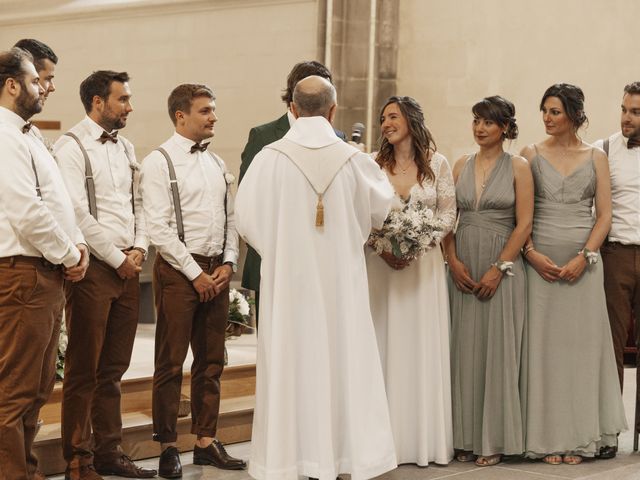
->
[315,194,324,227]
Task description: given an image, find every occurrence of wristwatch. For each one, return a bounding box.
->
[224,261,237,273]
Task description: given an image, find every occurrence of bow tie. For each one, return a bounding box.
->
[22,122,33,134]
[628,136,640,149]
[190,142,209,154]
[98,130,118,144]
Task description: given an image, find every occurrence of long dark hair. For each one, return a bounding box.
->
[377,96,436,184]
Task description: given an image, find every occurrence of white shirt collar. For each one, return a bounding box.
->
[171,131,208,154]
[284,116,340,149]
[0,105,29,131]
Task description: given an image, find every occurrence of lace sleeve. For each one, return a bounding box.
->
[433,154,457,244]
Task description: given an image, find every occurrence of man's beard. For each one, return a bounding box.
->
[102,107,126,131]
[622,124,640,140]
[15,81,42,121]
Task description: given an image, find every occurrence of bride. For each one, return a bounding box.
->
[366,95,456,466]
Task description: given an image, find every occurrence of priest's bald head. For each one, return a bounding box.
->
[291,75,337,123]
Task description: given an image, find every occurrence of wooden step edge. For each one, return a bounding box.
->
[48,364,256,400]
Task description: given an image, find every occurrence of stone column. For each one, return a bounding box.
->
[317,0,399,149]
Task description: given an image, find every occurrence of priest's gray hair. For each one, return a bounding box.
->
[292,75,337,118]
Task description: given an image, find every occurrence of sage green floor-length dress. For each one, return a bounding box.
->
[450,152,526,456]
[524,148,627,458]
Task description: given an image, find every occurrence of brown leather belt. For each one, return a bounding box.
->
[604,241,640,249]
[0,255,62,271]
[191,253,223,270]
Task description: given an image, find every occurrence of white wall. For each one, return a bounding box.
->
[0,0,319,176]
[397,0,640,163]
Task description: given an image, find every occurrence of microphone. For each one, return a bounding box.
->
[351,122,365,143]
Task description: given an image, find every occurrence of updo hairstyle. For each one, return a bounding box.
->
[539,83,588,129]
[472,95,518,140]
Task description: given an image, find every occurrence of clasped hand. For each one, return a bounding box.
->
[449,258,503,299]
[192,264,233,302]
[527,251,585,283]
[380,251,411,270]
[64,243,90,282]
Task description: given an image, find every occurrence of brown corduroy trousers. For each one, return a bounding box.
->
[151,254,229,443]
[0,257,64,480]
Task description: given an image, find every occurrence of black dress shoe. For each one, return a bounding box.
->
[95,455,157,478]
[193,439,246,470]
[598,445,617,459]
[158,447,182,479]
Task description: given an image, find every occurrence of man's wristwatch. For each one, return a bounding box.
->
[224,261,237,273]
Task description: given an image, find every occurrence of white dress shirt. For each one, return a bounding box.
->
[140,132,239,280]
[0,106,83,267]
[54,116,148,269]
[594,132,640,244]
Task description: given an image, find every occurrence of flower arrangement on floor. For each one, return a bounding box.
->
[56,320,68,380]
[367,198,444,261]
[55,288,255,380]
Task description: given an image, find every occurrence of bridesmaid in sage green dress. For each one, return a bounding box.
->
[444,96,533,467]
[520,83,627,466]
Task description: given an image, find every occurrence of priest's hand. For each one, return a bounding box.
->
[211,264,233,293]
[64,243,90,282]
[380,251,410,270]
[192,272,219,302]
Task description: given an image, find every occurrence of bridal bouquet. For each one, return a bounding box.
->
[367,199,444,261]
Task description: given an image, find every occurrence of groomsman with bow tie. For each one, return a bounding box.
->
[0,47,89,480]
[139,83,244,478]
[594,81,640,460]
[55,70,155,479]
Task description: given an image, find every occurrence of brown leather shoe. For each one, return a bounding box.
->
[158,447,182,479]
[64,464,103,480]
[95,455,157,478]
[193,439,246,470]
[33,470,46,480]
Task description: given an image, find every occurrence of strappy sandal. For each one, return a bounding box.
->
[542,454,563,465]
[563,455,583,465]
[475,454,502,467]
[456,451,477,463]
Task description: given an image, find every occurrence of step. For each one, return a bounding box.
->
[34,396,255,475]
[39,363,256,425]
[34,364,256,475]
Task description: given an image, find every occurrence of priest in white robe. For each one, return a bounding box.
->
[235,76,397,480]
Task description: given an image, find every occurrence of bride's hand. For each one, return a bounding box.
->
[380,251,411,270]
[448,257,477,293]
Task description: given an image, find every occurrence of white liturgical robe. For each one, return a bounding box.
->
[235,116,397,480]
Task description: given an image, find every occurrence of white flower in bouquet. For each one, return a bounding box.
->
[367,199,444,261]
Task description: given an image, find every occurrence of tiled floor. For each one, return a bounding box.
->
[52,368,640,479]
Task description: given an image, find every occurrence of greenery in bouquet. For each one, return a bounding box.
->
[367,199,444,261]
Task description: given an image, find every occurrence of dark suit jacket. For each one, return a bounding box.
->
[238,113,346,292]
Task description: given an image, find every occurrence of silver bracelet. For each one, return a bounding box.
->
[492,260,514,276]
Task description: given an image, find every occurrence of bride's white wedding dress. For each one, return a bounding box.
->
[366,153,456,465]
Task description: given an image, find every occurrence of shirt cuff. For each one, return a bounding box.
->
[183,260,204,282]
[61,245,82,268]
[104,248,127,270]
[223,251,238,266]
